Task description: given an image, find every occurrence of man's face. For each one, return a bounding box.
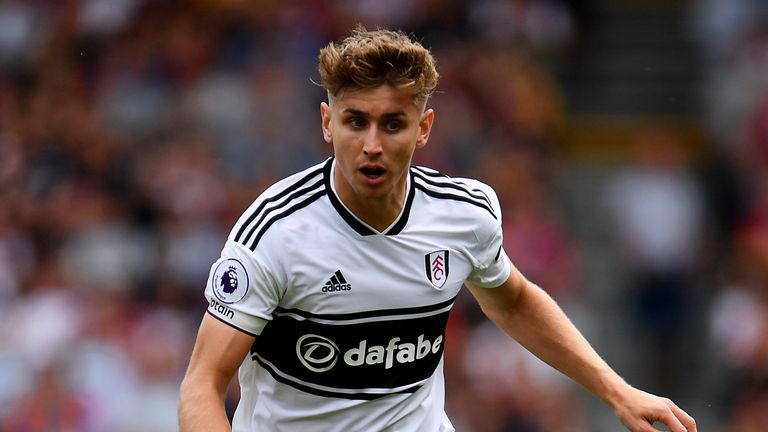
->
[320,85,434,208]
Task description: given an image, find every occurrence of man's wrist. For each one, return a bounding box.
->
[596,372,635,411]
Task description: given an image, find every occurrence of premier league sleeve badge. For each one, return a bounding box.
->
[211,258,250,304]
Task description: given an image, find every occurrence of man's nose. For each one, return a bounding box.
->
[362,128,383,156]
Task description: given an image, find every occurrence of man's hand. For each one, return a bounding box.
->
[613,387,697,432]
[465,273,697,432]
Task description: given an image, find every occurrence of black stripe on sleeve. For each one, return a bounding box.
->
[205,310,260,338]
[411,166,493,208]
[239,179,325,246]
[413,181,497,219]
[234,166,324,243]
[247,189,327,251]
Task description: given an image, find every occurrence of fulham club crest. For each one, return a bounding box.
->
[425,250,450,288]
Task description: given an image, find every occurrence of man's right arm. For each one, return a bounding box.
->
[179,313,256,432]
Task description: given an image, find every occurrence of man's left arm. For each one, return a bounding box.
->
[465,265,697,432]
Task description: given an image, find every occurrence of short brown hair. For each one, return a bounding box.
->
[318,26,439,107]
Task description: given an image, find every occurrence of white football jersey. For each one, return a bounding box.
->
[204,157,512,432]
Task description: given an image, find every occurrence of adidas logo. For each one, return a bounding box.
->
[322,270,352,293]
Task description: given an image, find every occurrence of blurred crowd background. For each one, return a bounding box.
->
[1,0,768,431]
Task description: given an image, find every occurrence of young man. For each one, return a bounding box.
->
[178,27,697,432]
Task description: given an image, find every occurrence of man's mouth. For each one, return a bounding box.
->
[360,166,385,179]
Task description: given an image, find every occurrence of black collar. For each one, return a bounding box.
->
[323,157,415,236]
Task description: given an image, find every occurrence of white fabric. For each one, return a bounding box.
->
[204,158,511,431]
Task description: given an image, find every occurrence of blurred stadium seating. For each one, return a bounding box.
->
[1,1,768,430]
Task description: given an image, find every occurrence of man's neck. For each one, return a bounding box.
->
[332,164,407,233]
[346,195,404,233]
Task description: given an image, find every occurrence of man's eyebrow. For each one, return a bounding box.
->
[341,108,407,118]
[381,111,407,119]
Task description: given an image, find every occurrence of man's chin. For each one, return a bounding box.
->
[353,184,391,201]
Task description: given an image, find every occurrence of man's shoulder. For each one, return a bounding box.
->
[261,159,330,199]
[411,164,495,190]
[410,165,499,219]
[228,159,331,249]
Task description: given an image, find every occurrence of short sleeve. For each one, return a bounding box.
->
[461,179,512,288]
[204,239,283,336]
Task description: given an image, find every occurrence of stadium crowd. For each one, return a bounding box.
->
[0,0,767,430]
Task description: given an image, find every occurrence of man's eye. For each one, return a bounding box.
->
[384,119,402,132]
[349,118,366,128]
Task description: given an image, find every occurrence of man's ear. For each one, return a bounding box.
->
[320,102,332,143]
[416,108,435,149]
